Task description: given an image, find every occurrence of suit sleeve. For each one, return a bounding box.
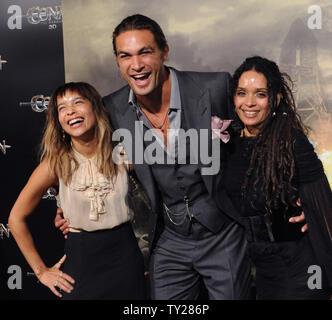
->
[102,95,115,129]
[208,72,234,120]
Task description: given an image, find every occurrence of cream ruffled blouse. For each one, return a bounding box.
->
[56,147,132,232]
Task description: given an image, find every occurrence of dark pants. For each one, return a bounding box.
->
[149,220,252,300]
[62,222,146,300]
[249,234,331,300]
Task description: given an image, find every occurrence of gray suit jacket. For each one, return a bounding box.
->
[103,67,239,245]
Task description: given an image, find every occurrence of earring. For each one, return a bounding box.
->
[62,130,66,140]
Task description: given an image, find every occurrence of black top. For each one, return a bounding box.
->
[224,131,324,214]
[222,129,332,287]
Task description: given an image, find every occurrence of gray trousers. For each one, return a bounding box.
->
[149,220,252,300]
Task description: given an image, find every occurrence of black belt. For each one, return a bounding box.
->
[240,214,275,242]
[240,214,305,243]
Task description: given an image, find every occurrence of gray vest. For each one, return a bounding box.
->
[145,111,227,235]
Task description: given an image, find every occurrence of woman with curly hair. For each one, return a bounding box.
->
[8,82,146,299]
[222,56,332,299]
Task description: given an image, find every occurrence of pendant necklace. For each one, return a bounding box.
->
[140,103,169,131]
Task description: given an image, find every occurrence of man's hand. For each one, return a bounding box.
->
[288,199,308,232]
[54,207,70,239]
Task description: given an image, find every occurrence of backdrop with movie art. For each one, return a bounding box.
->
[0,0,65,299]
[1,0,332,299]
[61,0,332,183]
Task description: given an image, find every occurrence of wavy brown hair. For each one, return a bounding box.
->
[40,82,118,185]
[112,14,168,55]
[231,56,309,214]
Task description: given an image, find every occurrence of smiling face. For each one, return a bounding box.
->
[115,29,169,98]
[57,90,96,142]
[234,70,270,136]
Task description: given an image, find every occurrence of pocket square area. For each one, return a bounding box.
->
[211,116,232,143]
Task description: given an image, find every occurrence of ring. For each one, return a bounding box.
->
[54,281,58,287]
[59,271,63,278]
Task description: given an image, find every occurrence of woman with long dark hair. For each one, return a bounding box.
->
[8,82,146,299]
[222,56,332,299]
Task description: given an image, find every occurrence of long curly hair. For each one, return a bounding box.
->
[40,82,118,185]
[231,56,309,214]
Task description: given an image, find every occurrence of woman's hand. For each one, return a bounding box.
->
[37,255,75,298]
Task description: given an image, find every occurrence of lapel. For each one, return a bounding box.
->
[113,88,160,212]
[175,69,214,196]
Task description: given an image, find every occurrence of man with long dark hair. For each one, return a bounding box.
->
[55,15,307,300]
[102,14,251,299]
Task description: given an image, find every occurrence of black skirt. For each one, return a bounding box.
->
[61,222,146,300]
